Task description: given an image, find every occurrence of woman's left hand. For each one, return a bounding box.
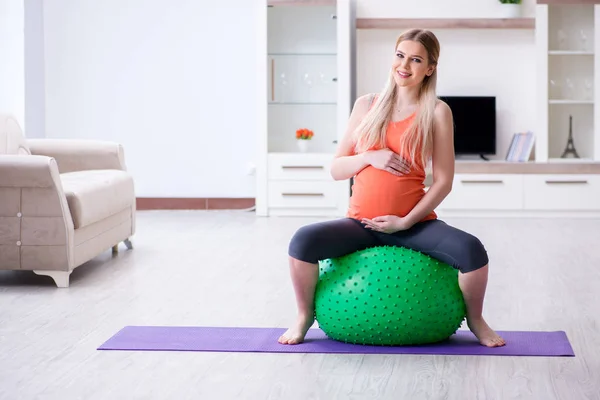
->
[361,215,413,234]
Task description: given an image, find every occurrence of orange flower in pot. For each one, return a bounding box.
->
[295,128,314,152]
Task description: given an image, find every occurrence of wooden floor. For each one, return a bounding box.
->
[1,211,599,400]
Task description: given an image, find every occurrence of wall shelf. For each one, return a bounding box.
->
[537,0,600,4]
[356,18,535,30]
[453,160,600,174]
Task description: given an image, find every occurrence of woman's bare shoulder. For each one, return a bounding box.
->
[433,98,454,137]
[355,92,378,108]
[434,98,452,115]
[348,93,377,121]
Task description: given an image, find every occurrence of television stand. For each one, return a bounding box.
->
[455,154,491,162]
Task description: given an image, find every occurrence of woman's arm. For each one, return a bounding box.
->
[403,100,455,226]
[330,94,373,181]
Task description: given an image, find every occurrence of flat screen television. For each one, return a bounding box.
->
[438,96,496,159]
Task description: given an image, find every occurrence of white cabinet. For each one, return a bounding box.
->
[523,174,600,211]
[268,181,340,209]
[267,153,333,180]
[536,3,600,162]
[266,153,348,216]
[437,172,600,217]
[256,0,355,217]
[439,174,524,211]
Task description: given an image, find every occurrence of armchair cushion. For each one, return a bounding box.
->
[0,114,31,155]
[27,138,126,173]
[60,169,135,229]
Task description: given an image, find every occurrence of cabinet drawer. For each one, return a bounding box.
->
[439,174,524,210]
[268,180,339,208]
[523,175,600,210]
[268,153,333,181]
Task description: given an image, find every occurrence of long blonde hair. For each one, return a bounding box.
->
[353,29,441,169]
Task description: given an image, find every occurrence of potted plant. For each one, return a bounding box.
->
[296,128,314,152]
[499,0,521,18]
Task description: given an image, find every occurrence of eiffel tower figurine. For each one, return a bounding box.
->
[561,115,580,159]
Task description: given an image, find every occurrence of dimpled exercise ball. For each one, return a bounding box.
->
[314,246,466,346]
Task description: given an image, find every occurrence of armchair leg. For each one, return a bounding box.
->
[33,270,71,288]
[112,238,133,254]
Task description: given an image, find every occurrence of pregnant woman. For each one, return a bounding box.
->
[277,28,505,349]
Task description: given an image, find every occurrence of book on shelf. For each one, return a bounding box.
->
[505,131,535,162]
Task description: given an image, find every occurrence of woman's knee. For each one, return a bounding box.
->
[457,233,489,273]
[288,223,323,264]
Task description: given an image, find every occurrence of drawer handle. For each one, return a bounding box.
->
[545,180,589,184]
[460,180,504,184]
[281,166,324,170]
[281,193,324,197]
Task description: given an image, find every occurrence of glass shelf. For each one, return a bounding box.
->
[549,100,593,105]
[548,54,593,101]
[548,50,594,56]
[268,53,337,56]
[268,54,337,104]
[549,5,594,52]
[268,102,337,105]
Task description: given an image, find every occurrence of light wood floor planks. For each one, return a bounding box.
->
[0,211,599,400]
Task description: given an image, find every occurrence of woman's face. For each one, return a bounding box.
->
[392,40,435,88]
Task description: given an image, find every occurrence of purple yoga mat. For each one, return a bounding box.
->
[97,326,575,357]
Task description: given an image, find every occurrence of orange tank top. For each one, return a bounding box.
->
[346,111,437,222]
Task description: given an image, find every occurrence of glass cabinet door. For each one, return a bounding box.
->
[267,3,338,154]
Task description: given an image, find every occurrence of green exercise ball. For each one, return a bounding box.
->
[314,246,466,346]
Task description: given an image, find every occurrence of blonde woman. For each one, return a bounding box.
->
[279,29,505,348]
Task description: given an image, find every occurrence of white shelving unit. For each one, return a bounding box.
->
[536,3,599,162]
[256,0,355,217]
[434,3,600,218]
[255,1,600,219]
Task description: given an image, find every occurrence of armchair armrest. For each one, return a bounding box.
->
[0,155,62,188]
[27,139,127,174]
[0,155,74,274]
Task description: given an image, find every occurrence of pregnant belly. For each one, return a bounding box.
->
[347,167,432,220]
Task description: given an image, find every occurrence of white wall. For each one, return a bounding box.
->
[24,0,45,138]
[43,0,259,198]
[0,0,25,129]
[355,0,537,160]
[39,0,538,198]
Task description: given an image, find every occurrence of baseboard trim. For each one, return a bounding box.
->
[136,198,255,210]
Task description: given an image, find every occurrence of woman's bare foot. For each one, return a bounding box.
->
[278,313,315,345]
[467,316,506,347]
[457,265,505,347]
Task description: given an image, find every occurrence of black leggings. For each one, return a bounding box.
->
[288,218,488,273]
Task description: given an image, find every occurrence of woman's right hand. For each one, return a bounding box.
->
[362,149,411,176]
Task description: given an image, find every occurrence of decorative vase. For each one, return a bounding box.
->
[297,140,309,153]
[500,4,521,18]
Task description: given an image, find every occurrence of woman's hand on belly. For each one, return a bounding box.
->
[363,149,411,176]
[361,215,413,234]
